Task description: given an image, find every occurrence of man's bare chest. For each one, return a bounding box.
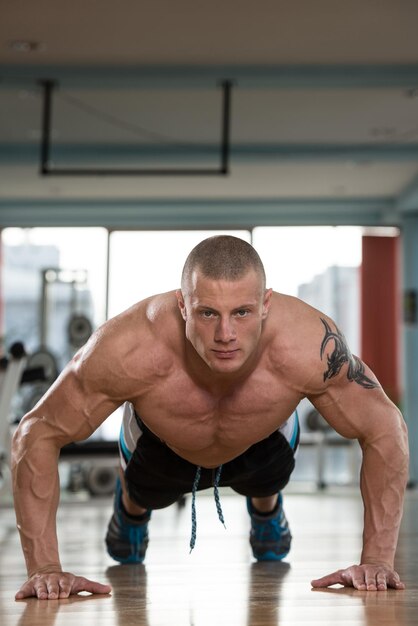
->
[132,371,301,453]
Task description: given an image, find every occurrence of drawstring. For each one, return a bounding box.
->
[189,466,201,553]
[214,465,226,528]
[189,465,226,553]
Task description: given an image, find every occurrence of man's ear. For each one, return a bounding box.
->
[262,288,273,319]
[176,289,187,321]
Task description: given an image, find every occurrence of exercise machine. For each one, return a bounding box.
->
[0,343,28,499]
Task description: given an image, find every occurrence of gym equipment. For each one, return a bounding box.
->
[299,405,359,489]
[30,266,115,497]
[26,348,58,385]
[40,267,93,359]
[19,267,92,417]
[12,267,110,497]
[20,349,58,416]
[0,339,118,501]
[60,440,119,497]
[305,408,331,433]
[0,343,28,495]
[67,313,93,349]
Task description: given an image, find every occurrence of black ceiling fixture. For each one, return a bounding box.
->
[38,79,233,177]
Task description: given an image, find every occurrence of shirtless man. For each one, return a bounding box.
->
[12,235,408,600]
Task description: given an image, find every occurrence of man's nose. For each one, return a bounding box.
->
[214,316,236,342]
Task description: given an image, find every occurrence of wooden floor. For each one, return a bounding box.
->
[1,486,418,626]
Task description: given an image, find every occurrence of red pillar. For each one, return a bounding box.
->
[0,230,3,351]
[361,235,401,404]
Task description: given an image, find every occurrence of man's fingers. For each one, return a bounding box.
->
[57,577,72,599]
[312,566,369,590]
[364,570,378,591]
[33,579,49,600]
[46,580,60,600]
[311,570,346,588]
[386,571,406,590]
[393,581,406,590]
[15,573,112,601]
[15,582,36,600]
[312,565,406,591]
[359,565,405,591]
[72,577,112,595]
[376,572,387,591]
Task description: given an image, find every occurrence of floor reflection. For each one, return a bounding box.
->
[16,593,111,626]
[247,561,291,625]
[2,492,417,626]
[312,586,409,626]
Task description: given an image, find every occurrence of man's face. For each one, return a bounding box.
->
[176,269,272,374]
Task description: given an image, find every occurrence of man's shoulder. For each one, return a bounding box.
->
[75,292,183,380]
[269,291,326,333]
[266,293,334,392]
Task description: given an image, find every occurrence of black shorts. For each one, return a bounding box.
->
[120,404,299,510]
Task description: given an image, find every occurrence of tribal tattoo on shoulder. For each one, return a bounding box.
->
[319,318,378,389]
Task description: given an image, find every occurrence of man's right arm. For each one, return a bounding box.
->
[12,340,120,599]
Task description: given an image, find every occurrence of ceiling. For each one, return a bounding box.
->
[2,0,418,229]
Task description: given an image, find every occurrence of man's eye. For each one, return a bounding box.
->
[202,310,215,318]
[236,309,249,317]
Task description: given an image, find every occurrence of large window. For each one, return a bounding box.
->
[1,227,108,365]
[253,226,362,355]
[253,226,362,295]
[108,230,251,317]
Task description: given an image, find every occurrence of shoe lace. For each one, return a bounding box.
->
[189,465,226,553]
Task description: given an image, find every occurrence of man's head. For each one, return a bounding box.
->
[181,235,266,296]
[177,236,272,375]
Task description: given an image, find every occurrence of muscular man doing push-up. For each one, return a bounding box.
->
[12,235,408,600]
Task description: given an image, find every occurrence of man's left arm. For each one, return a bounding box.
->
[307,319,409,590]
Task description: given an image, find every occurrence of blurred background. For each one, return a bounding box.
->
[1,0,418,493]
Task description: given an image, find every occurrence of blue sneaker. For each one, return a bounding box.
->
[105,478,152,564]
[247,494,292,561]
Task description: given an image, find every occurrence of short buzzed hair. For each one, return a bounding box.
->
[181,235,266,293]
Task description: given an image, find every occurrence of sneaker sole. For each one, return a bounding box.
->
[106,548,146,565]
[254,549,289,561]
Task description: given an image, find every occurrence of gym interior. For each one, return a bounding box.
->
[1,2,418,624]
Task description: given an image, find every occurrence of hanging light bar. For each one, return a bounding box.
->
[38,79,232,177]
